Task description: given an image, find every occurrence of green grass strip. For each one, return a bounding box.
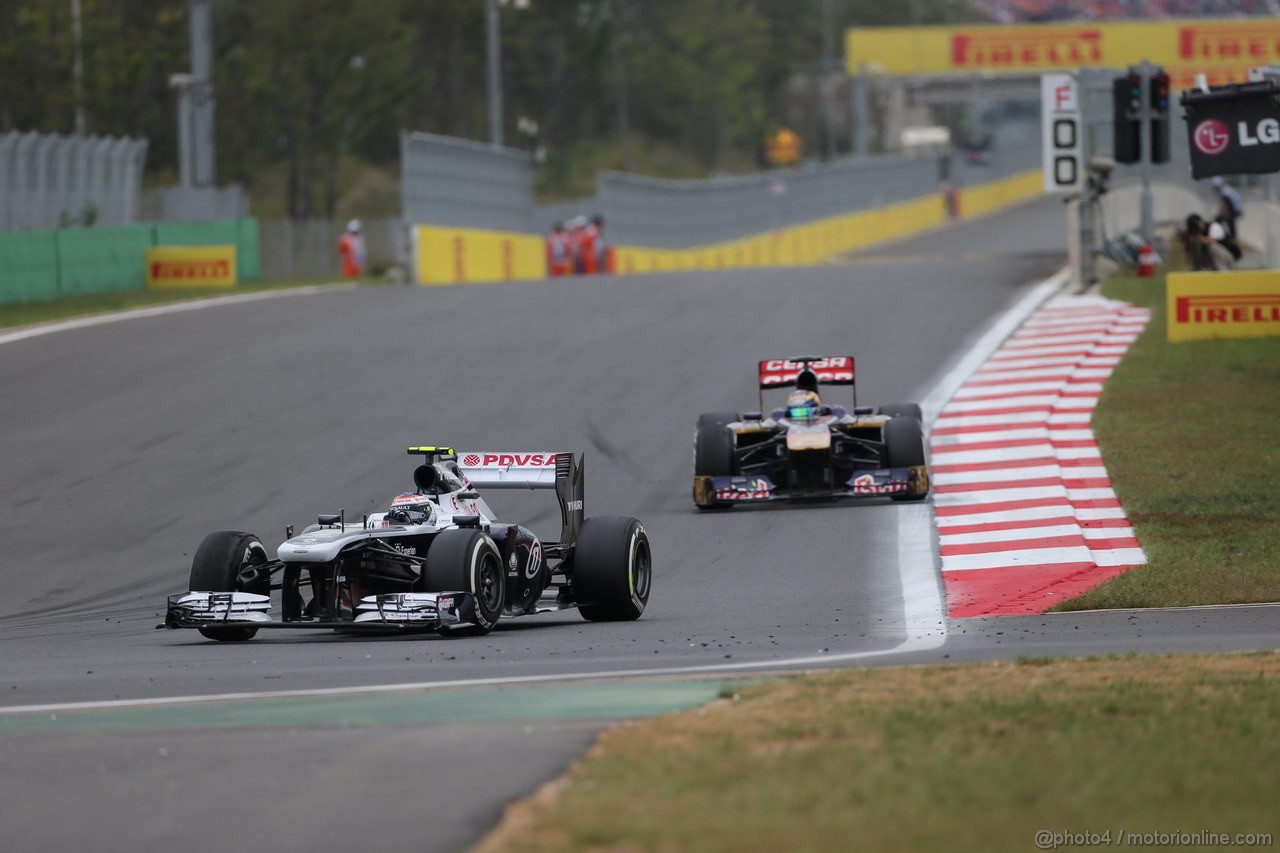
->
[478,654,1280,853]
[1055,271,1280,610]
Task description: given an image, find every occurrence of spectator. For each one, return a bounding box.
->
[1206,219,1237,270]
[338,219,367,279]
[567,216,589,275]
[1182,214,1216,271]
[580,216,601,275]
[591,214,609,273]
[1212,211,1243,263]
[1211,176,1243,240]
[546,222,572,277]
[1186,213,1236,271]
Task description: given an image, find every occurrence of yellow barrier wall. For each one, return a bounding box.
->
[955,171,1044,220]
[610,193,949,275]
[411,169,1041,285]
[612,192,951,274]
[415,225,545,285]
[1167,271,1280,342]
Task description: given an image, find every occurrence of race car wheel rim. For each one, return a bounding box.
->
[630,538,651,601]
[478,552,503,612]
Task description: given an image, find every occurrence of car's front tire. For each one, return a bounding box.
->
[883,415,929,502]
[422,529,505,635]
[694,412,739,510]
[574,516,651,622]
[189,531,270,641]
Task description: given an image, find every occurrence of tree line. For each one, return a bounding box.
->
[0,0,973,218]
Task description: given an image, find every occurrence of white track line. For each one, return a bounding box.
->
[0,271,1069,716]
[0,284,357,347]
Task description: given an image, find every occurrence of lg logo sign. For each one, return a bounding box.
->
[1184,86,1280,180]
[1195,118,1280,157]
[1241,117,1280,147]
[1193,119,1230,156]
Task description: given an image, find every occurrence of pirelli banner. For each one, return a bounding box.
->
[146,245,238,289]
[846,19,1280,88]
[1167,271,1280,342]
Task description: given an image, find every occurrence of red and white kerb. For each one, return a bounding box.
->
[931,295,1150,618]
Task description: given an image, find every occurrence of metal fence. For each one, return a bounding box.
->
[0,131,148,231]
[400,131,535,234]
[141,185,250,223]
[403,115,1045,249]
[594,156,931,249]
[257,218,407,281]
[592,121,1041,248]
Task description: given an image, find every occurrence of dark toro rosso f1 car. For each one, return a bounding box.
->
[692,357,929,509]
[165,447,651,640]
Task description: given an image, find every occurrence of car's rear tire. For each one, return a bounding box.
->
[878,403,923,422]
[883,416,929,502]
[694,412,738,509]
[574,516,651,622]
[189,531,270,641]
[422,529,505,635]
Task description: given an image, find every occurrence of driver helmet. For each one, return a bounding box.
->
[786,389,822,421]
[387,492,434,524]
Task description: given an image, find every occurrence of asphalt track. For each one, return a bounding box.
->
[1,196,1274,852]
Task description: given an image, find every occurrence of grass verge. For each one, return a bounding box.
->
[477,653,1280,852]
[0,279,353,331]
[1055,270,1280,610]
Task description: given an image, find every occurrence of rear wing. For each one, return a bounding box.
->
[756,356,857,410]
[410,448,584,547]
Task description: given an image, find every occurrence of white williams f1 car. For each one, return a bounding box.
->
[165,448,651,641]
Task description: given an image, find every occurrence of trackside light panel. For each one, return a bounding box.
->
[1151,71,1171,112]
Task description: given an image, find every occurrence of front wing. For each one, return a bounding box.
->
[164,590,475,632]
[692,465,928,506]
